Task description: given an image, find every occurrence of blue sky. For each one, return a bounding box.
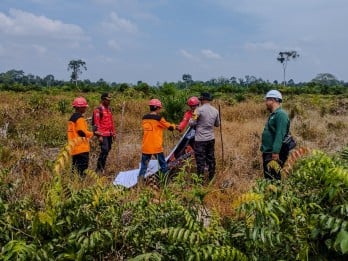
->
[0,0,347,85]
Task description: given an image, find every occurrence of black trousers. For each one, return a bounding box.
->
[72,152,89,177]
[194,139,216,181]
[96,136,113,172]
[262,149,289,180]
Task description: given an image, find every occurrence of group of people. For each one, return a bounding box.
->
[67,89,292,183]
[137,92,220,185]
[67,93,116,177]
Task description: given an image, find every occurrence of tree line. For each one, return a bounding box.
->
[0,66,347,96]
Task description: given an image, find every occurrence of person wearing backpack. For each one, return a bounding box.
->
[93,93,116,174]
[67,97,94,177]
[260,90,290,180]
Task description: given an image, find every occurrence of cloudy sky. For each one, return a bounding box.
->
[0,0,347,84]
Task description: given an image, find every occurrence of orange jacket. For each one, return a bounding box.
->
[67,113,94,155]
[141,114,176,154]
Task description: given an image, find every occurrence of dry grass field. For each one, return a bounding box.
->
[1,91,348,217]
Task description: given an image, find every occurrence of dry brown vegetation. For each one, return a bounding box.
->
[1,91,348,217]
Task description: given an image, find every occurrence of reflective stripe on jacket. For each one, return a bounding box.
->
[67,113,93,155]
[93,105,115,136]
[141,114,176,154]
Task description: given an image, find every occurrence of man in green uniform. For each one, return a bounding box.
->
[261,90,290,180]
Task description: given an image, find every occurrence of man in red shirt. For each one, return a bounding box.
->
[173,96,200,158]
[93,93,116,174]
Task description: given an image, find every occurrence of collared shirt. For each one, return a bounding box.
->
[261,107,290,153]
[93,105,115,136]
[189,103,220,142]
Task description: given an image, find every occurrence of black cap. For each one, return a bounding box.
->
[199,92,212,101]
[101,93,112,100]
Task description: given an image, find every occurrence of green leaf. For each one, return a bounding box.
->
[334,230,348,254]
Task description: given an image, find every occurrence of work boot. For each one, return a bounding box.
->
[137,176,145,193]
[137,175,145,187]
[95,168,105,175]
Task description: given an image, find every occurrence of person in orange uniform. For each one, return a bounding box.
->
[173,96,200,158]
[67,97,94,177]
[137,98,176,183]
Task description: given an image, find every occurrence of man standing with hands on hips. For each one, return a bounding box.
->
[93,93,116,174]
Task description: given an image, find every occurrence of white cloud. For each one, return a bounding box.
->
[178,49,198,61]
[31,44,47,55]
[0,9,85,41]
[201,49,221,59]
[96,55,114,63]
[107,39,121,50]
[244,41,278,51]
[102,12,137,34]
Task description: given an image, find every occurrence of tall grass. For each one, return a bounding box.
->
[0,91,348,216]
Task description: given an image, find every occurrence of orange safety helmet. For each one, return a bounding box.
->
[149,98,162,108]
[72,97,88,107]
[187,96,200,106]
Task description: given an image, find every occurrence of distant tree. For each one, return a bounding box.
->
[182,73,192,82]
[312,73,339,86]
[27,74,36,85]
[287,79,295,86]
[119,83,129,92]
[216,76,230,86]
[44,74,55,87]
[67,59,87,86]
[230,76,238,85]
[277,51,299,86]
[238,78,245,86]
[244,75,258,86]
[0,70,24,84]
[135,82,150,95]
[160,82,177,96]
[182,73,192,88]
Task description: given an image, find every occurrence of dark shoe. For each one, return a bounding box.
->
[137,176,145,186]
[95,168,105,175]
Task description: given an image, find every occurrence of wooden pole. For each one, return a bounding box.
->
[117,101,126,162]
[218,104,224,168]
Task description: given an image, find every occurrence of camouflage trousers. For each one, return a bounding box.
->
[194,139,216,181]
[262,150,289,180]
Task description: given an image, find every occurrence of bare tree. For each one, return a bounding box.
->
[277,51,299,86]
[67,59,87,86]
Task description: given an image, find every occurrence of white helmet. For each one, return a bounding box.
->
[265,90,282,102]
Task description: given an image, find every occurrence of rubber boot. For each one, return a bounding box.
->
[137,175,145,192]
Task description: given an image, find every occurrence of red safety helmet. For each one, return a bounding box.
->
[149,98,162,108]
[72,97,88,107]
[187,96,200,106]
